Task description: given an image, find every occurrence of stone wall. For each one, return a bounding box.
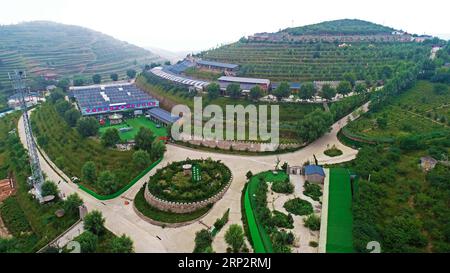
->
[144,174,233,214]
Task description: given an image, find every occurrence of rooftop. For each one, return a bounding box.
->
[148,107,180,124]
[304,165,325,176]
[197,60,239,69]
[218,76,270,85]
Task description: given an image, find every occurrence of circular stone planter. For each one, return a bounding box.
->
[146,159,232,214]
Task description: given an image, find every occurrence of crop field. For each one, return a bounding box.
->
[345,81,450,142]
[99,116,167,141]
[200,42,429,81]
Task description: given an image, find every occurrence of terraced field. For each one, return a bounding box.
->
[200,42,429,82]
[345,81,450,143]
[0,21,163,103]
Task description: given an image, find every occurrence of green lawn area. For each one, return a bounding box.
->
[326,168,355,253]
[99,116,167,141]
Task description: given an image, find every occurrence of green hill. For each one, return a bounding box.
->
[199,20,430,82]
[282,19,395,36]
[0,21,163,109]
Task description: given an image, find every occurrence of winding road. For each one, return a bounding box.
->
[17,102,368,253]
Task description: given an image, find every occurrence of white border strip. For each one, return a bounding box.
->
[318,168,330,253]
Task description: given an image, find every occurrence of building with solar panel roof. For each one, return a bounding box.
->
[70,83,159,116]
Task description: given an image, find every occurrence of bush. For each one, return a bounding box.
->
[303,181,322,201]
[309,241,319,247]
[324,145,343,157]
[283,198,313,216]
[83,210,105,235]
[271,210,294,229]
[304,214,321,231]
[271,179,294,194]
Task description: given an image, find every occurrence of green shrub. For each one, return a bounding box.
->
[303,181,323,201]
[283,198,313,216]
[271,179,294,194]
[74,231,98,253]
[271,210,294,229]
[193,229,213,253]
[304,214,321,231]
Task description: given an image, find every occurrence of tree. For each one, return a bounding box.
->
[133,150,151,169]
[150,140,166,160]
[299,82,316,100]
[64,108,81,127]
[226,83,241,99]
[83,210,105,235]
[321,84,336,100]
[224,224,245,253]
[110,73,119,81]
[376,114,388,129]
[273,82,290,101]
[73,77,85,86]
[63,193,83,215]
[56,78,70,92]
[54,100,71,116]
[80,161,96,186]
[207,83,220,100]
[48,89,65,103]
[126,69,137,79]
[41,180,59,197]
[337,81,352,96]
[355,83,367,94]
[97,171,118,195]
[75,231,98,253]
[304,214,321,231]
[92,74,101,84]
[296,109,333,143]
[134,127,155,153]
[193,229,213,253]
[76,117,99,137]
[108,235,134,253]
[249,85,262,100]
[343,72,357,87]
[101,128,120,147]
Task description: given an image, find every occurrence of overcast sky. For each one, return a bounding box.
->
[1,0,449,52]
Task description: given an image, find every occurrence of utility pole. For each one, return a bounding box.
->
[9,70,44,202]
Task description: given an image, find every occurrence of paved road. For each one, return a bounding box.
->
[18,102,368,253]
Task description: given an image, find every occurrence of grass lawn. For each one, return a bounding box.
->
[99,116,167,141]
[326,168,355,253]
[134,186,210,224]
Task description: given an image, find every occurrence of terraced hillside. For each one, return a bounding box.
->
[283,19,394,35]
[0,21,162,103]
[199,20,430,82]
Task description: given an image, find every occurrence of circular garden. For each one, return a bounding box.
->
[134,158,232,225]
[148,158,231,204]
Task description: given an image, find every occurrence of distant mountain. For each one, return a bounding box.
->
[0,21,163,93]
[282,19,396,36]
[145,46,197,64]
